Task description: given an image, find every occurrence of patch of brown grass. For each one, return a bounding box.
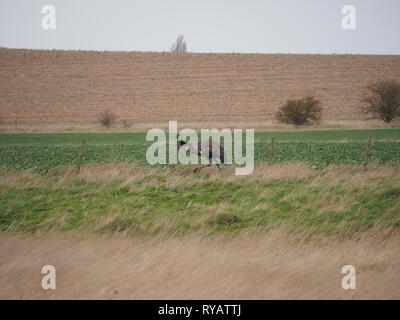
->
[1,162,399,191]
[0,169,43,188]
[0,231,398,299]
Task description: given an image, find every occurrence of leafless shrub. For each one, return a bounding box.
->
[276,96,322,125]
[362,80,400,123]
[171,35,187,53]
[99,110,116,128]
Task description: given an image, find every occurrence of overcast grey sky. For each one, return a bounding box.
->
[0,0,399,54]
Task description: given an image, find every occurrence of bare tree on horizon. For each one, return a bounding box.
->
[170,35,187,53]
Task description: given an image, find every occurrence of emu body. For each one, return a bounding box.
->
[177,135,225,172]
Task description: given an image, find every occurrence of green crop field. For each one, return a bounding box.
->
[0,129,399,173]
[1,141,400,173]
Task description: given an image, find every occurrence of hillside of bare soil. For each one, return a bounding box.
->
[1,48,400,129]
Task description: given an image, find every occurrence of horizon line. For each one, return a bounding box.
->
[1,46,400,57]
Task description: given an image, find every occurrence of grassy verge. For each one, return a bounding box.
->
[1,163,399,238]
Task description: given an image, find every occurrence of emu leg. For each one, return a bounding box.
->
[193,164,211,173]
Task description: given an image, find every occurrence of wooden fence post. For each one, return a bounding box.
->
[76,140,86,174]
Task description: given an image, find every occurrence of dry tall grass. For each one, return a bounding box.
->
[1,162,398,189]
[0,231,399,300]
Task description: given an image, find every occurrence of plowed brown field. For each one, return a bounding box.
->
[1,48,400,129]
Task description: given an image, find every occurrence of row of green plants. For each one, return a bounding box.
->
[1,141,399,173]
